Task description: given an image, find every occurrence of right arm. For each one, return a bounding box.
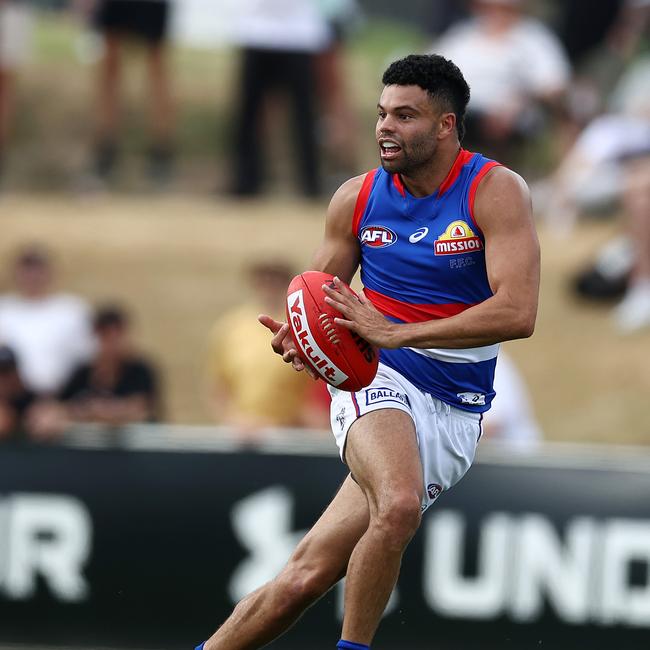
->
[310,174,364,282]
[259,174,365,367]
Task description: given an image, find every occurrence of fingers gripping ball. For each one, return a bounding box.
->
[286,271,379,392]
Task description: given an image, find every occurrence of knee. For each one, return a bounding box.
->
[372,491,422,550]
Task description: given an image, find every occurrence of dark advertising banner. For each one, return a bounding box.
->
[0,440,649,649]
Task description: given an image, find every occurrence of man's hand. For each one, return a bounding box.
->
[258,314,317,378]
[322,277,397,348]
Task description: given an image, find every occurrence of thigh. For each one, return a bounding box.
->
[288,474,369,582]
[345,408,424,514]
[417,403,481,512]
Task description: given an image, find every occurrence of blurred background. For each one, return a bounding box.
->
[0,0,649,649]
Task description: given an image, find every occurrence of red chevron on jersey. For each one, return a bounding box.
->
[364,287,474,323]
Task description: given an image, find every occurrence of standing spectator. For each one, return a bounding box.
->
[0,245,94,395]
[228,0,331,197]
[82,0,176,187]
[207,261,329,437]
[0,344,38,441]
[315,0,363,188]
[539,56,650,332]
[432,0,571,164]
[0,0,32,184]
[57,305,162,425]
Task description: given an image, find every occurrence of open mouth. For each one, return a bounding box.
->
[380,141,402,160]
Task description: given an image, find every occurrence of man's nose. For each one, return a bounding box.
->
[379,113,399,133]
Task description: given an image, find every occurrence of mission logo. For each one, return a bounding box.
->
[434,220,483,255]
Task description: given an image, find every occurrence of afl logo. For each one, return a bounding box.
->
[360,225,397,248]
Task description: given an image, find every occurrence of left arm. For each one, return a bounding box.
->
[325,167,540,349]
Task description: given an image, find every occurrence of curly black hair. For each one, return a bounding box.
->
[382,54,471,141]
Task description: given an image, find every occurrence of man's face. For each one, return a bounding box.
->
[97,324,128,357]
[376,84,443,175]
[14,259,52,298]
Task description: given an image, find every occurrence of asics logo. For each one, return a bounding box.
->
[409,227,429,243]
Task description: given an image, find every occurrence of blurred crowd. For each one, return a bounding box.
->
[1,0,649,443]
[0,245,162,442]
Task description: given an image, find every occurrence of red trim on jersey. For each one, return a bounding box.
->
[392,173,406,197]
[438,148,474,196]
[390,149,474,200]
[364,287,474,323]
[352,169,378,237]
[468,161,502,236]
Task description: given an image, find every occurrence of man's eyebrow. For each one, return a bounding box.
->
[377,103,421,113]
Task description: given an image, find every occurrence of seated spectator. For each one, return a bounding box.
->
[0,344,38,442]
[207,261,329,439]
[540,56,650,332]
[0,245,95,396]
[58,304,162,425]
[432,0,571,165]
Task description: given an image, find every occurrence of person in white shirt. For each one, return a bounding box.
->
[0,246,95,395]
[432,0,571,162]
[229,0,334,197]
[482,351,542,449]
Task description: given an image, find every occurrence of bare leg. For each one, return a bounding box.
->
[341,409,424,644]
[0,70,15,151]
[146,42,175,146]
[204,475,369,650]
[96,32,121,144]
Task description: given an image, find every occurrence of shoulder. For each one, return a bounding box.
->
[51,293,91,315]
[515,18,568,61]
[518,17,562,41]
[60,363,92,397]
[126,358,156,378]
[328,173,368,213]
[477,165,529,199]
[325,172,374,233]
[69,362,92,379]
[473,166,532,228]
[0,294,16,312]
[436,19,476,46]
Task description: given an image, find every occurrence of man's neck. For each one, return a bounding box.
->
[400,143,461,198]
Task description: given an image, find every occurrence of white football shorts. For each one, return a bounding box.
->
[328,362,482,513]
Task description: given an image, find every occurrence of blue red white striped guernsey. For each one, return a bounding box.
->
[353,148,502,412]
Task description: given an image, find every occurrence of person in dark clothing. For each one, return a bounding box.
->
[85,0,175,187]
[232,49,321,197]
[228,0,334,198]
[0,344,37,441]
[59,305,162,425]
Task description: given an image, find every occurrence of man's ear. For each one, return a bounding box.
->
[438,112,457,140]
